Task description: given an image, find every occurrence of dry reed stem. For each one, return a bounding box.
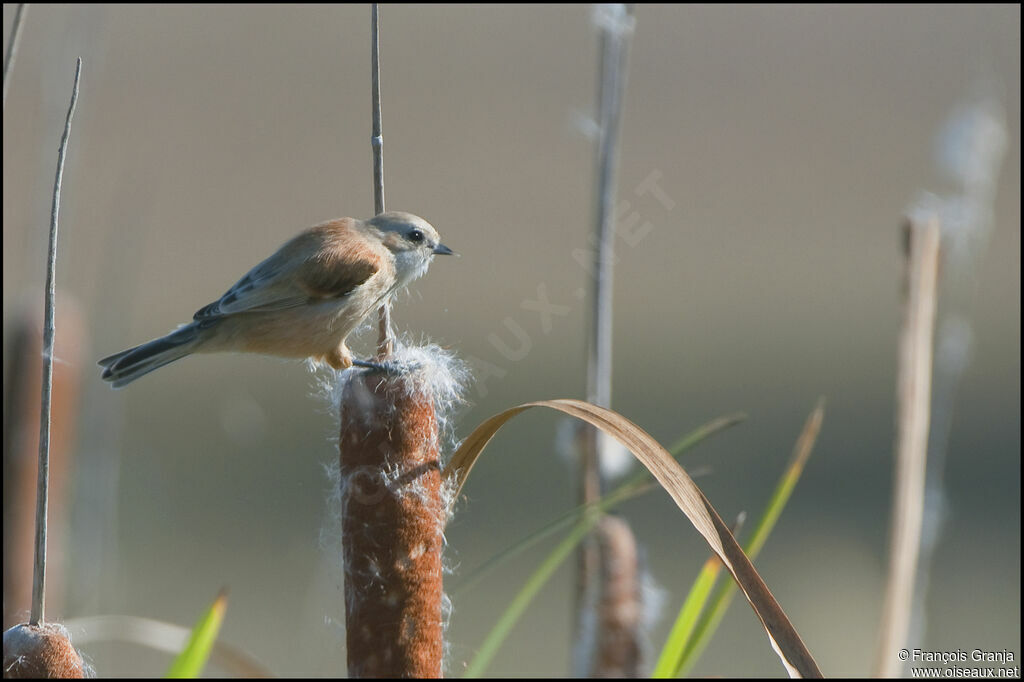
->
[874,216,941,677]
[577,5,638,675]
[338,372,444,678]
[369,3,393,359]
[31,56,81,628]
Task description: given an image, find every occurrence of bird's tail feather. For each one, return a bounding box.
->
[99,324,201,388]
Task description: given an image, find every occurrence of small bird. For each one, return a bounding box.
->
[99,211,454,388]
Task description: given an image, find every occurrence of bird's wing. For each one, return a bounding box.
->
[294,248,381,300]
[193,254,302,319]
[193,229,381,320]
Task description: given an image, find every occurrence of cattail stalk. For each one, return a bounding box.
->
[336,9,444,677]
[575,5,638,677]
[370,3,393,360]
[31,56,81,628]
[592,515,642,677]
[2,57,85,682]
[874,215,941,677]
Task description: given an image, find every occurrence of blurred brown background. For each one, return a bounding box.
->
[3,4,1019,677]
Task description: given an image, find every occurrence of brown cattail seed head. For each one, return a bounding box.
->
[3,622,86,678]
[339,371,445,678]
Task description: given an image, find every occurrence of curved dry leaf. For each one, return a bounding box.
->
[443,399,822,679]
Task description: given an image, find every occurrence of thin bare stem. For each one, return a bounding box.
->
[370,3,393,359]
[874,215,941,677]
[910,97,1006,649]
[370,4,384,217]
[587,4,634,412]
[2,3,28,110]
[581,3,636,490]
[30,57,81,627]
[575,5,636,676]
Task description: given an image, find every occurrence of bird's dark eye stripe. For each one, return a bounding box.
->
[409,229,424,243]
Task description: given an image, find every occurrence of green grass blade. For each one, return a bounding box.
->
[455,413,746,595]
[651,514,744,678]
[674,399,824,677]
[461,414,745,678]
[651,545,725,677]
[463,516,595,678]
[166,588,228,679]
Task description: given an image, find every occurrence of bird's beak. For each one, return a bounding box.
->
[433,243,456,256]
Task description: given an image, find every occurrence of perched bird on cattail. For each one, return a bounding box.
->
[99,211,454,387]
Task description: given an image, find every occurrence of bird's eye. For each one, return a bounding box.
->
[409,229,425,243]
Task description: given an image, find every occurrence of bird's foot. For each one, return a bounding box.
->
[351,358,404,374]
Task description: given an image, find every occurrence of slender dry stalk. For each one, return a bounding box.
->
[587,4,633,412]
[2,3,28,110]
[874,215,941,677]
[370,3,385,217]
[910,98,1006,648]
[31,57,81,628]
[335,11,445,676]
[2,57,84,681]
[338,372,444,678]
[370,3,393,360]
[575,5,637,676]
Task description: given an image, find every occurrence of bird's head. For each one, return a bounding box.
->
[366,211,455,286]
